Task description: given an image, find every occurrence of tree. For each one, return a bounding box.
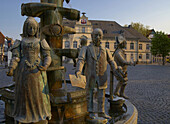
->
[151,31,170,65]
[124,22,150,37]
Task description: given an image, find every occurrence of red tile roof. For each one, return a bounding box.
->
[0,32,5,45]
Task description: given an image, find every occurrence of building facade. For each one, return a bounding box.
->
[63,13,152,64]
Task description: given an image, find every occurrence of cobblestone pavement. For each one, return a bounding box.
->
[0,63,170,124]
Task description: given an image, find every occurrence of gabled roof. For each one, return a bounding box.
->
[90,20,136,40]
[62,19,150,42]
[124,27,150,42]
[0,32,5,45]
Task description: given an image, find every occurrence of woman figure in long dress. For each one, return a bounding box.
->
[7,17,52,123]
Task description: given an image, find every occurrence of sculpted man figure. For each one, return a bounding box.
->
[7,17,51,123]
[76,28,125,119]
[114,31,136,99]
[73,36,88,68]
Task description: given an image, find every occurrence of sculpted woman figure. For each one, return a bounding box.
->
[7,17,51,123]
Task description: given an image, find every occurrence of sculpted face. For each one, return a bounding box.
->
[117,35,126,48]
[120,41,126,49]
[80,37,87,47]
[23,17,38,37]
[27,22,37,37]
[92,28,103,46]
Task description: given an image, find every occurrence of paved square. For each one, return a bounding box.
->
[0,64,170,123]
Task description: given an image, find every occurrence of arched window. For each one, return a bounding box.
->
[80,35,88,39]
[114,42,117,49]
[65,41,70,48]
[73,41,77,48]
[146,53,150,59]
[139,54,142,59]
[105,42,109,49]
[130,43,134,49]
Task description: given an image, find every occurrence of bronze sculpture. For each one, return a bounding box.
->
[113,31,136,99]
[7,17,52,123]
[76,28,125,120]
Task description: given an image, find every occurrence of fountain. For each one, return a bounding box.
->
[0,0,138,123]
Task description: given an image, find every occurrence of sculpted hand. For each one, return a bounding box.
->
[75,71,81,78]
[129,61,138,66]
[7,68,14,76]
[38,66,47,71]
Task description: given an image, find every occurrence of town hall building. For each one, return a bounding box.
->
[63,13,152,64]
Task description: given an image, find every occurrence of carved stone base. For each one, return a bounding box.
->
[108,96,126,114]
[86,115,108,124]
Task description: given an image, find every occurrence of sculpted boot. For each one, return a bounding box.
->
[98,90,111,119]
[87,89,95,119]
[98,112,111,119]
[120,83,129,99]
[114,82,122,96]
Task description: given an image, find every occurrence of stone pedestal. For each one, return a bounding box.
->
[108,96,126,114]
[86,114,108,124]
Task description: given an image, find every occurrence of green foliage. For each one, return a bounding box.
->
[151,31,170,65]
[124,22,150,37]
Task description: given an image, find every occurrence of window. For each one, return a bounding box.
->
[146,53,149,59]
[114,42,117,49]
[105,42,109,49]
[82,27,85,33]
[73,41,77,48]
[124,42,127,49]
[103,30,107,34]
[124,54,126,59]
[65,41,70,48]
[130,43,134,49]
[139,54,142,59]
[139,44,142,50]
[93,23,98,25]
[146,44,150,50]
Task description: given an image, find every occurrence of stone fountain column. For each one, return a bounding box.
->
[21,0,80,94]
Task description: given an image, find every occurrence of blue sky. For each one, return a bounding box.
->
[0,0,170,40]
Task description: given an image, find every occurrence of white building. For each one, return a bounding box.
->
[63,13,152,64]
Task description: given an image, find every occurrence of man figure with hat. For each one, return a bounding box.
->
[114,30,136,99]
